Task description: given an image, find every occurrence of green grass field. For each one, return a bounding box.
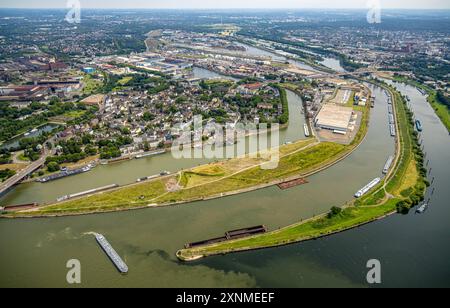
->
[82,74,104,95]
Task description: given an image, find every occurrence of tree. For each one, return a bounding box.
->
[328,206,342,219]
[47,161,61,173]
[143,141,150,152]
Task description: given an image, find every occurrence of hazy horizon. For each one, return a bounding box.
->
[0,0,449,10]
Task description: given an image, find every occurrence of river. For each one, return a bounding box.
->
[235,41,345,73]
[1,124,59,151]
[0,82,429,287]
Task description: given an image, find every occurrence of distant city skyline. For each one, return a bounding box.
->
[0,0,449,10]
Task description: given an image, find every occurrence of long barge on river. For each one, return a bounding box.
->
[278,178,309,190]
[136,171,171,182]
[355,178,381,198]
[185,225,267,249]
[38,165,92,183]
[95,233,128,274]
[383,156,395,174]
[304,124,310,137]
[390,124,397,137]
[56,184,119,202]
[135,149,166,159]
[0,202,39,212]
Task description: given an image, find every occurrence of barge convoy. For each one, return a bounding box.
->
[355,178,381,198]
[95,233,128,274]
[185,225,267,249]
[38,165,93,183]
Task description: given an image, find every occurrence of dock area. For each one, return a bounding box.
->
[185,225,267,249]
[277,178,309,190]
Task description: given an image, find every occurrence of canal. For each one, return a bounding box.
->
[235,41,346,73]
[0,83,422,288]
[0,124,59,151]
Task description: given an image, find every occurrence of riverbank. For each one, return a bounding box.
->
[176,80,428,261]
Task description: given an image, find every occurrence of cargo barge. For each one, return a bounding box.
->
[38,165,92,183]
[418,88,427,96]
[355,178,381,198]
[104,156,132,165]
[95,233,128,274]
[56,184,119,202]
[390,124,397,137]
[303,124,310,137]
[1,202,39,212]
[278,178,309,190]
[383,156,394,174]
[416,120,423,132]
[388,114,395,124]
[185,225,267,249]
[136,171,171,182]
[388,105,393,114]
[135,149,166,159]
[416,203,428,214]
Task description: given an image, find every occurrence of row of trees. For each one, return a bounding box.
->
[0,169,15,182]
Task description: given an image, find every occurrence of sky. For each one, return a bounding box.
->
[0,0,449,9]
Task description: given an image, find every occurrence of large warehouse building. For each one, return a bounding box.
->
[314,104,354,133]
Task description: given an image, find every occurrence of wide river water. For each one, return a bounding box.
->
[0,41,449,286]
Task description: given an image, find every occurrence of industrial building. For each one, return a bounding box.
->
[314,104,354,133]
